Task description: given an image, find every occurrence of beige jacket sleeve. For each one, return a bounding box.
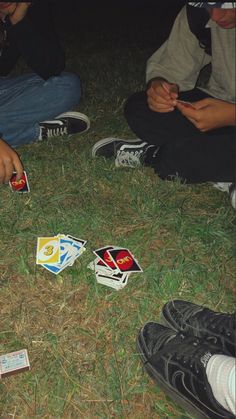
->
[146,6,211,91]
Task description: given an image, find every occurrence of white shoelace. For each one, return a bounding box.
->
[116,149,144,167]
[46,125,67,137]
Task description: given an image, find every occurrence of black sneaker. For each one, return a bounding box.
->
[162,300,236,357]
[229,183,236,209]
[213,182,236,210]
[92,137,153,168]
[39,111,90,140]
[137,322,234,419]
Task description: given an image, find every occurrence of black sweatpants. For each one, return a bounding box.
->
[124,88,236,183]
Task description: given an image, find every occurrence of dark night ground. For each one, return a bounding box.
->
[53,0,185,48]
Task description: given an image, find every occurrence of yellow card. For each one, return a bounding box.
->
[36,237,60,265]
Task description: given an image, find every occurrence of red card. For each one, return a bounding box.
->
[107,248,142,273]
[9,171,30,193]
[93,246,117,270]
[177,100,196,110]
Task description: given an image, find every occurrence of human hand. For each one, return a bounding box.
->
[0,2,17,20]
[9,2,31,25]
[0,138,24,184]
[147,78,179,113]
[176,98,236,132]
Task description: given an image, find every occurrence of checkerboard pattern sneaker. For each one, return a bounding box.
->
[162,300,235,357]
[137,322,234,419]
[39,111,90,140]
[92,137,156,168]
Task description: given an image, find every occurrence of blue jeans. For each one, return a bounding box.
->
[0,72,81,147]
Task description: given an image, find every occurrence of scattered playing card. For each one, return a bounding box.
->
[93,246,119,272]
[9,171,30,193]
[177,100,196,109]
[95,271,129,290]
[108,248,143,273]
[89,245,142,290]
[36,236,61,265]
[67,235,87,247]
[36,234,87,274]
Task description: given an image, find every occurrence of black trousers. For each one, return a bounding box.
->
[124,89,236,183]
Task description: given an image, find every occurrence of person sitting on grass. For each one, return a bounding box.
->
[0,1,90,185]
[92,1,236,209]
[137,299,236,418]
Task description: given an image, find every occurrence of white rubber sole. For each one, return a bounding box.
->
[213,182,231,193]
[230,188,236,209]
[56,111,90,131]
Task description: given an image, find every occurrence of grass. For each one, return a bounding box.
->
[0,4,235,418]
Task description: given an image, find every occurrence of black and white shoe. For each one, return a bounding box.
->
[162,300,236,357]
[229,183,236,209]
[92,137,155,168]
[39,111,90,140]
[213,182,236,210]
[137,322,234,419]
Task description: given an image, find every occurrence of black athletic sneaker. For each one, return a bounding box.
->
[229,183,236,209]
[162,300,236,357]
[137,322,234,419]
[213,182,236,210]
[39,111,90,140]
[92,137,156,168]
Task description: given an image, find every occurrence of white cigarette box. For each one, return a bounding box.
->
[0,349,30,378]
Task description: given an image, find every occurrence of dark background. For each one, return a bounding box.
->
[53,0,185,48]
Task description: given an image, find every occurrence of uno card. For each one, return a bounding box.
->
[37,233,87,274]
[59,237,77,264]
[88,258,108,272]
[93,246,118,271]
[42,238,77,274]
[42,260,70,275]
[36,236,60,265]
[71,240,84,258]
[9,171,30,193]
[96,272,123,282]
[95,270,129,290]
[177,100,196,110]
[67,235,87,247]
[95,273,122,290]
[95,272,122,290]
[107,248,143,273]
[96,257,107,268]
